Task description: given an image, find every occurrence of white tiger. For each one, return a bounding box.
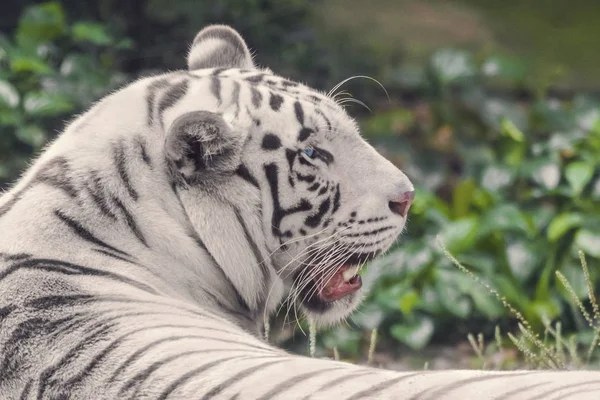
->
[0,25,598,400]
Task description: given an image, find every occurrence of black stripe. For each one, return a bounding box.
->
[157,356,241,400]
[33,157,78,198]
[138,138,152,166]
[251,87,263,108]
[246,74,264,84]
[296,173,315,183]
[109,335,266,385]
[298,128,313,142]
[525,381,600,400]
[285,149,296,170]
[314,370,377,393]
[211,76,222,106]
[232,80,241,117]
[307,183,320,191]
[234,207,270,284]
[125,351,273,398]
[18,380,33,400]
[0,258,157,295]
[315,109,332,132]
[304,198,330,228]
[408,372,539,400]
[113,140,139,201]
[345,225,394,237]
[235,164,259,188]
[332,184,341,213]
[493,381,550,400]
[92,248,135,264]
[54,210,130,256]
[269,92,284,111]
[63,324,238,389]
[294,101,305,125]
[264,163,312,237]
[24,294,222,325]
[86,172,118,220]
[0,315,75,379]
[37,321,117,399]
[346,372,424,400]
[112,196,149,247]
[313,146,334,165]
[262,133,282,150]
[158,79,190,128]
[255,367,342,400]
[1,252,31,261]
[146,78,170,125]
[200,359,286,400]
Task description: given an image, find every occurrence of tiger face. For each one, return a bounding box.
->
[168,26,414,327]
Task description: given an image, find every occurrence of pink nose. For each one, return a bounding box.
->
[389,190,415,218]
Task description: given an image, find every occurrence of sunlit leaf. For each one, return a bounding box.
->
[17,2,66,44]
[547,213,583,242]
[72,22,112,45]
[0,80,19,108]
[439,217,479,253]
[501,118,524,142]
[565,161,594,194]
[574,230,600,258]
[23,91,73,116]
[15,125,47,148]
[398,290,420,315]
[390,316,434,350]
[429,48,476,84]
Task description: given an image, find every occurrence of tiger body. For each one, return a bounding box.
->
[0,25,598,399]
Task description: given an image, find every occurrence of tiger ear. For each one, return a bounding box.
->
[187,25,255,71]
[165,111,242,184]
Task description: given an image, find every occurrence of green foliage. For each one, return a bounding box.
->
[0,2,127,187]
[319,48,600,358]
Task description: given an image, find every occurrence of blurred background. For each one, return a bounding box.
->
[2,0,600,370]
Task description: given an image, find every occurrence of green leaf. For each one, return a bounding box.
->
[72,22,112,45]
[481,55,528,82]
[0,80,20,108]
[547,213,583,242]
[429,48,476,84]
[10,55,52,74]
[452,179,475,219]
[501,118,524,142]
[574,230,600,258]
[398,290,420,315]
[565,161,594,194]
[529,161,561,190]
[482,204,532,236]
[17,2,66,44]
[15,125,47,148]
[23,91,73,116]
[439,217,479,253]
[506,240,539,282]
[390,316,434,350]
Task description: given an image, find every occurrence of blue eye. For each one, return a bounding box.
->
[302,148,315,158]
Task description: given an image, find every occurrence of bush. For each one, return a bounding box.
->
[315,48,600,358]
[0,1,129,187]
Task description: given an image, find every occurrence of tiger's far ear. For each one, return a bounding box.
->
[165,111,243,184]
[187,25,255,71]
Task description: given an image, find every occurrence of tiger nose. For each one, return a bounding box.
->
[388,190,415,218]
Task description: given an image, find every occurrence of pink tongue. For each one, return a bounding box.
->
[319,266,362,302]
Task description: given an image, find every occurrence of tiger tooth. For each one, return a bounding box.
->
[342,266,359,282]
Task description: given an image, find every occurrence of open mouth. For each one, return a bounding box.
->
[295,251,378,312]
[318,264,362,302]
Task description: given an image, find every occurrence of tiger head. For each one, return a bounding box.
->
[164,25,414,327]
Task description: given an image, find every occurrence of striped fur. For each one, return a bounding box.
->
[0,25,598,399]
